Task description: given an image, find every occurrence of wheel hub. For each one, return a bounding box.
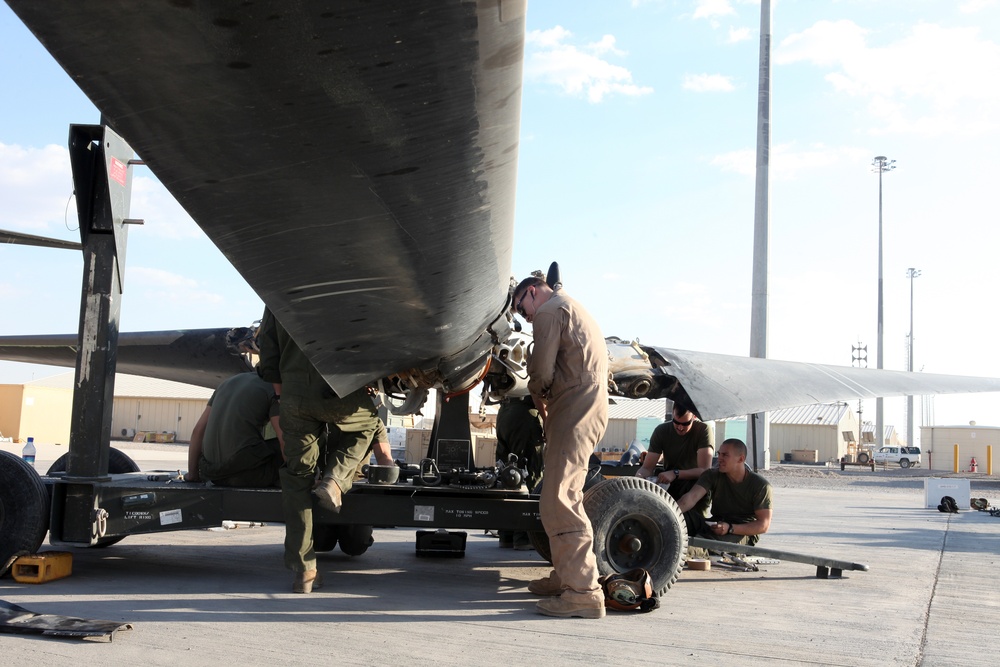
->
[607,516,657,570]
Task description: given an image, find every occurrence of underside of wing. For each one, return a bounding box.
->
[7,0,525,396]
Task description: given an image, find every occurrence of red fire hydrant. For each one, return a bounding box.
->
[970,457,978,473]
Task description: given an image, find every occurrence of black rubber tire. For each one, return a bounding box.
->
[46,447,141,548]
[857,452,870,464]
[313,524,374,556]
[899,458,910,469]
[336,524,374,556]
[527,519,551,560]
[46,447,141,477]
[527,465,605,563]
[583,477,687,596]
[313,524,339,552]
[1,451,50,576]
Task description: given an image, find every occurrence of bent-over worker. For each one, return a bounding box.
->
[183,372,283,487]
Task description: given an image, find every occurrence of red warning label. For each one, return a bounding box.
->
[110,157,127,187]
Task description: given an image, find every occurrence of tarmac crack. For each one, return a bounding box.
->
[915,514,951,667]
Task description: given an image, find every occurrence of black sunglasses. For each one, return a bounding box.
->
[514,288,531,316]
[672,418,693,426]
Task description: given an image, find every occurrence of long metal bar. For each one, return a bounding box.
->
[690,537,868,578]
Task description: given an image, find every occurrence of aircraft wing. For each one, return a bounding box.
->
[650,347,1000,421]
[0,330,251,389]
[6,0,525,396]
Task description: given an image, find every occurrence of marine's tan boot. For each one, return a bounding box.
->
[314,477,343,513]
[293,569,323,594]
[527,570,563,596]
[536,594,605,619]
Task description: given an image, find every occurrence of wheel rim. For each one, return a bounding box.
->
[603,513,663,572]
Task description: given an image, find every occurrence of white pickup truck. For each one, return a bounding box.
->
[873,446,922,468]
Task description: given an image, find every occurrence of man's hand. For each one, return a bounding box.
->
[655,470,677,484]
[709,521,731,537]
[182,471,200,483]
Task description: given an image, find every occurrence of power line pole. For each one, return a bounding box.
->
[853,340,868,449]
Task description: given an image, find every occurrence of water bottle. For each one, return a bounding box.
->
[22,436,36,468]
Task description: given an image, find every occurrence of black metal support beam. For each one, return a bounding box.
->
[57,124,135,544]
[428,391,474,468]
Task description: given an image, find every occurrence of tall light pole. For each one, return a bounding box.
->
[748,0,772,470]
[906,267,921,446]
[872,155,895,448]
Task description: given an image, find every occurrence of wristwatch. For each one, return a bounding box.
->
[726,523,734,535]
[672,468,680,478]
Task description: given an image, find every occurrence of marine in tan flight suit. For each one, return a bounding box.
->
[513,275,608,619]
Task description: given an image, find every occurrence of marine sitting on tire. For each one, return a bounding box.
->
[676,438,773,546]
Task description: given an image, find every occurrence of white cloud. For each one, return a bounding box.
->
[693,0,736,20]
[130,267,199,289]
[682,73,736,92]
[525,26,653,103]
[588,35,626,57]
[728,26,752,43]
[709,143,871,180]
[528,26,571,49]
[128,266,224,305]
[0,142,206,242]
[776,21,1000,137]
[0,143,74,232]
[129,176,203,240]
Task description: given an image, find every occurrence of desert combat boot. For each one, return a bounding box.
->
[536,594,606,619]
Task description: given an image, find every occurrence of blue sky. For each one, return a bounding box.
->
[2,0,1000,445]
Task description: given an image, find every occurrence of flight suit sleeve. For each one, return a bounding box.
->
[256,308,282,384]
[526,309,560,400]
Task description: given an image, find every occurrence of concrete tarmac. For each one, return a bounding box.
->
[2,443,999,666]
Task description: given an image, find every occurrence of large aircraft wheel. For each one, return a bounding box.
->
[857,452,870,464]
[1,451,50,576]
[899,458,911,469]
[584,477,687,596]
[46,447,141,548]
